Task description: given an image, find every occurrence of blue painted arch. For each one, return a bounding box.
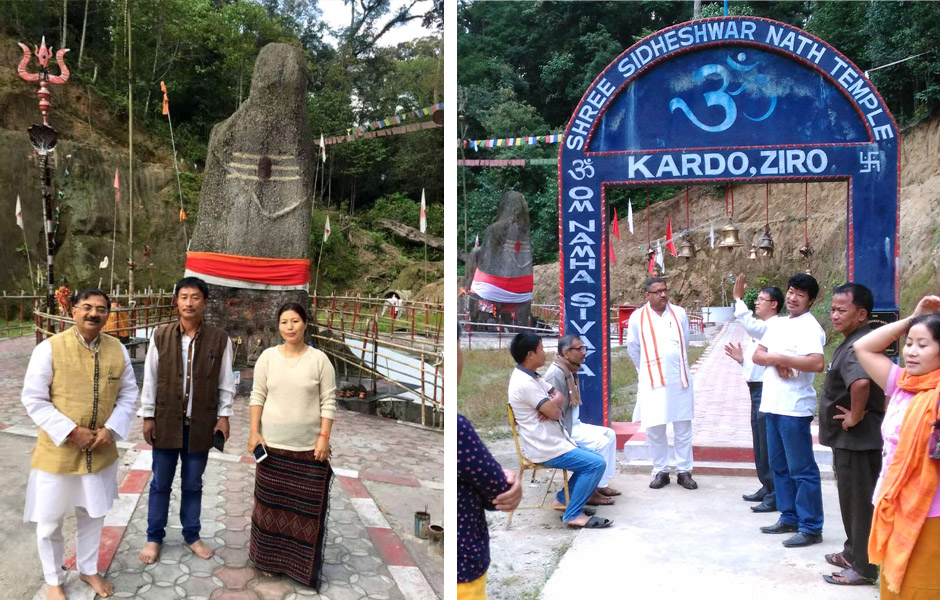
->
[558,17,899,427]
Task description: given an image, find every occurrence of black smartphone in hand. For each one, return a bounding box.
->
[212,429,225,452]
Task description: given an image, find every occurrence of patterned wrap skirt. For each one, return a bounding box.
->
[249,447,332,589]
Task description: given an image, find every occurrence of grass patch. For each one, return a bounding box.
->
[0,320,33,339]
[459,345,707,428]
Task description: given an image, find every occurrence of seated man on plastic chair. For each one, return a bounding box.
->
[507,332,611,529]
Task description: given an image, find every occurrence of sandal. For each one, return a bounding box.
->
[597,487,622,497]
[824,552,851,570]
[567,516,613,529]
[585,493,615,506]
[553,506,596,516]
[823,568,876,586]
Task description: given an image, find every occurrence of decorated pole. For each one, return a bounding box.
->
[17,37,70,312]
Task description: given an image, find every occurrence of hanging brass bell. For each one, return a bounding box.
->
[717,223,744,251]
[756,226,775,258]
[677,238,695,259]
[748,245,758,260]
[799,243,814,259]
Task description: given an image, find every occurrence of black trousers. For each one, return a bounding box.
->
[749,382,774,501]
[833,447,882,580]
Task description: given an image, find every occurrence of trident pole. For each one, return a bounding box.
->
[17,38,70,312]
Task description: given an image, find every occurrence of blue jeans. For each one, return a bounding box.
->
[541,447,606,522]
[765,414,823,534]
[147,426,210,544]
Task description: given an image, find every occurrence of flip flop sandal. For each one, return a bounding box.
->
[567,516,613,529]
[554,506,596,516]
[825,552,851,569]
[822,569,876,586]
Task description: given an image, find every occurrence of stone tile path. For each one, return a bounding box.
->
[0,335,442,600]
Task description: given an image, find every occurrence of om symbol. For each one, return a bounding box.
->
[568,159,595,181]
[669,53,777,133]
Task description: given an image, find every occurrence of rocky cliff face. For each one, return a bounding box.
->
[0,40,184,294]
[534,116,940,313]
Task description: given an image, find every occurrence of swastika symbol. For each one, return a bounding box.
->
[859,151,881,173]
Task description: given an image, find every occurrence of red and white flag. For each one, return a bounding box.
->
[419,189,427,234]
[114,169,121,205]
[323,215,331,242]
[15,195,23,230]
[666,215,677,256]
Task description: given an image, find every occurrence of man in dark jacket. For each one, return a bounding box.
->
[138,277,235,563]
[819,283,884,586]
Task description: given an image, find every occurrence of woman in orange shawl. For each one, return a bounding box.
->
[854,295,940,598]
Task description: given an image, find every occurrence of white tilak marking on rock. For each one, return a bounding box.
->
[350,497,391,529]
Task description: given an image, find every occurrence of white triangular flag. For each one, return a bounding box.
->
[99,256,109,269]
[627,200,634,235]
[655,246,665,272]
[15,195,23,230]
[319,134,326,163]
[709,223,715,249]
[323,215,331,242]
[419,189,427,234]
[474,234,479,248]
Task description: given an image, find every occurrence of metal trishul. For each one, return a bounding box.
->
[17,37,70,126]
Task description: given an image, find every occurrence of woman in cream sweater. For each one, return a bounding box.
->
[247,302,336,588]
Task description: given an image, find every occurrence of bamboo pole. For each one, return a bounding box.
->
[126,0,135,307]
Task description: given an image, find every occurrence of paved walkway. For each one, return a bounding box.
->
[482,320,861,599]
[0,335,442,600]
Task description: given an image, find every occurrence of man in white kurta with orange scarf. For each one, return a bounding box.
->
[626,277,697,490]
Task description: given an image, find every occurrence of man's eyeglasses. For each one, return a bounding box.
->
[647,289,669,296]
[568,345,587,352]
[78,304,108,315]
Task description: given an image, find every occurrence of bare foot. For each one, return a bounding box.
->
[550,500,566,511]
[78,573,114,598]
[586,491,615,505]
[139,541,161,564]
[189,539,214,559]
[597,486,621,496]
[261,570,277,578]
[566,513,591,527]
[45,585,67,600]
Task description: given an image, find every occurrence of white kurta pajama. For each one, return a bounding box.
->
[626,303,695,475]
[21,337,139,586]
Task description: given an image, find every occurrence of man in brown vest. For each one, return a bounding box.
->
[21,289,139,600]
[138,277,235,564]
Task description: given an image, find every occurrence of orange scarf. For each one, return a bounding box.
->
[638,303,690,389]
[868,368,940,593]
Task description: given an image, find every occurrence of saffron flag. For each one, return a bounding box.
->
[319,134,326,163]
[323,215,331,242]
[627,200,634,235]
[15,195,23,230]
[419,189,427,234]
[612,209,620,240]
[160,81,169,116]
[179,208,187,222]
[666,216,677,256]
[114,169,121,205]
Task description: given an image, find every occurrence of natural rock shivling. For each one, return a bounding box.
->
[185,43,315,362]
